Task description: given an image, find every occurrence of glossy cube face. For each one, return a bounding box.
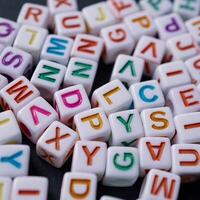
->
[103,146,139,187]
[11,177,48,200]
[37,121,79,168]
[0,145,30,177]
[60,172,97,200]
[0,74,8,90]
[0,177,12,200]
[41,34,73,65]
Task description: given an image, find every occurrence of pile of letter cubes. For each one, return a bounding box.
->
[0,0,200,199]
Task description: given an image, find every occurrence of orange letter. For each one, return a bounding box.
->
[108,28,126,42]
[132,16,151,28]
[78,39,97,54]
[82,146,100,166]
[141,42,157,58]
[62,15,80,29]
[25,7,42,22]
[180,88,199,107]
[111,0,132,12]
[179,149,200,166]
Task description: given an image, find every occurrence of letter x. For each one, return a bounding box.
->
[56,0,71,8]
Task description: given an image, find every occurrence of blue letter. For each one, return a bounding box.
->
[139,85,158,103]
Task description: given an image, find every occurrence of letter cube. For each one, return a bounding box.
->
[141,107,175,139]
[155,13,187,41]
[103,146,139,187]
[31,60,66,101]
[0,76,40,114]
[82,2,116,36]
[139,169,181,200]
[138,137,172,176]
[0,110,21,144]
[41,34,73,65]
[0,46,33,80]
[11,176,48,200]
[37,121,79,168]
[0,177,12,200]
[100,23,135,64]
[167,84,200,115]
[110,54,144,87]
[0,17,19,46]
[54,84,91,125]
[134,36,166,76]
[0,145,30,177]
[108,109,144,146]
[0,44,5,53]
[73,108,111,142]
[174,0,200,20]
[107,0,140,20]
[101,196,124,200]
[0,74,8,90]
[71,141,107,180]
[92,79,132,115]
[60,172,97,200]
[71,34,103,62]
[129,80,165,112]
[63,57,98,94]
[17,96,58,144]
[14,25,48,63]
[171,144,200,182]
[173,112,200,144]
[153,61,191,94]
[124,11,157,42]
[55,11,86,38]
[17,3,49,28]
[167,33,199,61]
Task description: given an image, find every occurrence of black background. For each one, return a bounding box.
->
[0,0,200,199]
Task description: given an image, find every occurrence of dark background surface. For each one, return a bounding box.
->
[0,0,200,199]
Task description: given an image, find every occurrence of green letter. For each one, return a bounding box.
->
[117,114,133,133]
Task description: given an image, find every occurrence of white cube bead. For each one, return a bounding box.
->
[101,23,135,64]
[31,60,66,101]
[37,121,79,168]
[71,141,107,181]
[92,79,132,115]
[0,44,5,54]
[155,13,187,41]
[103,146,139,187]
[0,76,40,114]
[14,25,48,63]
[17,3,49,28]
[0,46,33,80]
[138,137,172,176]
[0,177,12,200]
[41,34,73,65]
[60,172,97,200]
[0,110,21,144]
[64,57,98,94]
[109,109,144,146]
[11,176,48,200]
[54,84,91,125]
[129,80,165,112]
[55,11,86,38]
[167,84,200,115]
[107,0,140,20]
[154,61,191,94]
[101,196,124,200]
[82,2,117,36]
[134,36,166,76]
[17,96,58,144]
[0,74,8,90]
[0,18,19,46]
[74,108,111,142]
[141,107,175,139]
[0,145,30,177]
[110,54,144,87]
[124,11,157,42]
[139,169,181,200]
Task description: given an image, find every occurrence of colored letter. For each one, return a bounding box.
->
[96,7,107,21]
[62,15,81,29]
[82,146,100,166]
[108,28,126,42]
[26,29,38,45]
[150,111,169,130]
[146,142,165,161]
[2,51,23,68]
[141,42,157,58]
[119,60,136,77]
[132,16,151,28]
[0,22,15,37]
[78,39,97,54]
[55,0,71,8]
[179,149,200,166]
[117,114,133,133]
[25,7,42,22]
[103,87,121,105]
[165,17,180,32]
[139,85,158,103]
[111,0,132,12]
[148,0,162,11]
[180,0,196,11]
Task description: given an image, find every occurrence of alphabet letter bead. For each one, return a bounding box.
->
[60,172,97,200]
[71,141,107,180]
[17,96,58,144]
[54,84,91,125]
[0,76,40,114]
[129,80,165,112]
[31,60,66,101]
[73,108,111,142]
[11,176,48,200]
[92,79,132,115]
[103,146,139,187]
[109,109,144,146]
[110,54,144,87]
[139,169,180,200]
[37,121,79,168]
[101,23,135,64]
[0,145,30,177]
[0,177,12,200]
